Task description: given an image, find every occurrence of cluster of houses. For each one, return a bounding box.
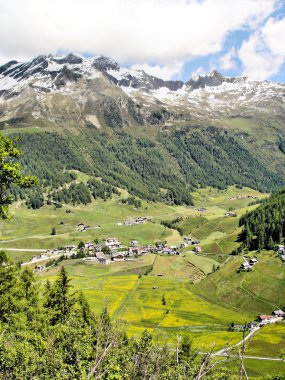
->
[275,245,285,262]
[256,309,285,326]
[25,232,203,269]
[238,257,258,272]
[117,216,149,226]
[228,195,259,201]
[180,237,202,253]
[86,235,205,265]
[91,238,181,264]
[232,309,285,331]
[27,248,77,271]
[180,237,200,248]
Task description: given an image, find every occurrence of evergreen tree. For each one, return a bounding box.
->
[0,133,38,219]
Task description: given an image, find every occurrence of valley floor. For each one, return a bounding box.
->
[1,186,284,377]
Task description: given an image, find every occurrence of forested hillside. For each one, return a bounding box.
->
[239,188,285,250]
[10,126,284,208]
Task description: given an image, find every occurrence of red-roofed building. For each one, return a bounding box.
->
[257,315,272,322]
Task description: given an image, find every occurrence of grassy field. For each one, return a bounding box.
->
[246,323,285,358]
[225,357,285,378]
[192,251,285,315]
[38,255,248,351]
[2,184,284,376]
[0,185,267,261]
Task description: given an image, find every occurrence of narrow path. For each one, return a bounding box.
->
[0,248,46,252]
[21,251,76,266]
[114,255,157,319]
[113,278,140,319]
[213,353,284,362]
[213,318,284,361]
[213,326,260,356]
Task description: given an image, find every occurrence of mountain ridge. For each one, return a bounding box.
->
[1,53,285,205]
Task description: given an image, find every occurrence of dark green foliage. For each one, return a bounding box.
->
[100,96,123,128]
[25,187,44,209]
[52,182,92,205]
[11,126,284,210]
[78,241,85,249]
[122,196,142,208]
[161,217,184,235]
[51,227,56,235]
[87,177,119,200]
[14,132,91,188]
[0,133,38,219]
[159,127,283,192]
[0,258,235,379]
[239,188,285,250]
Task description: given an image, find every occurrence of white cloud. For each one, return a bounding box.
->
[190,66,207,80]
[239,16,285,80]
[219,48,236,71]
[0,0,277,79]
[131,62,184,80]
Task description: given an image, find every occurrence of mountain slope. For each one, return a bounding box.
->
[239,188,285,250]
[1,53,285,204]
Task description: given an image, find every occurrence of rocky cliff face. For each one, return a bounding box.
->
[0,53,285,131]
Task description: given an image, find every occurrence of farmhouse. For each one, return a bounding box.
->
[95,252,105,259]
[98,257,111,265]
[225,211,237,217]
[272,310,285,318]
[64,245,77,251]
[194,246,202,253]
[111,253,125,262]
[249,257,258,265]
[129,240,139,247]
[124,217,148,226]
[240,262,251,270]
[162,247,176,255]
[104,237,122,249]
[257,315,273,322]
[195,207,206,212]
[85,242,94,249]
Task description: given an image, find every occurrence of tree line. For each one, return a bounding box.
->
[239,188,285,250]
[7,126,285,210]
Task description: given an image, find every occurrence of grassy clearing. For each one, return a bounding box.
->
[192,251,285,316]
[225,357,285,378]
[246,323,285,358]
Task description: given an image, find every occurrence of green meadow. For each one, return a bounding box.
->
[1,185,284,376]
[0,185,267,259]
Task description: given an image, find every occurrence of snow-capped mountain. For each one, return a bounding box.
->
[0,53,285,128]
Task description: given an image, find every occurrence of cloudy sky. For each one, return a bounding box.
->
[0,0,285,82]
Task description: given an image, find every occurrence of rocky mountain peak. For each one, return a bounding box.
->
[186,70,234,90]
[93,56,120,72]
[52,53,83,65]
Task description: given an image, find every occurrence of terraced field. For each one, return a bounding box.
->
[2,185,284,376]
[39,254,247,350]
